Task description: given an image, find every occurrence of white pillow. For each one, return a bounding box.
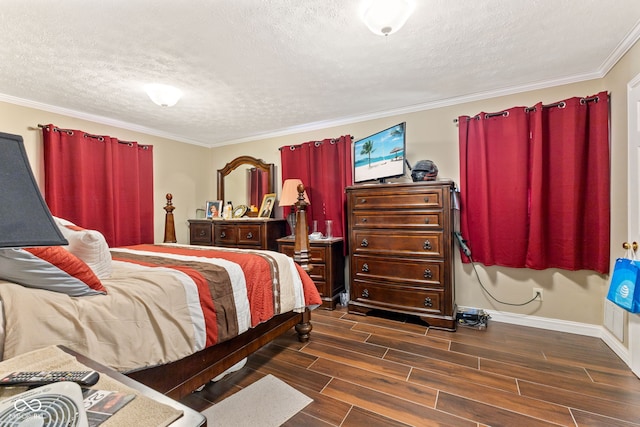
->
[53,217,112,279]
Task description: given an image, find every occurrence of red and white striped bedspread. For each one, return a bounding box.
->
[0,244,321,372]
[110,244,321,349]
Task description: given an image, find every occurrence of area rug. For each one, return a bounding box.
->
[202,374,312,426]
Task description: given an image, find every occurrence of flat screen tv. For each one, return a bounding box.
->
[353,122,406,183]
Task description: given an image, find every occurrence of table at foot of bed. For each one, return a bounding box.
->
[126,309,311,400]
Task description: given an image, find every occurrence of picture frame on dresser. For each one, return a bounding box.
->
[258,193,276,218]
[206,200,222,219]
[232,204,248,218]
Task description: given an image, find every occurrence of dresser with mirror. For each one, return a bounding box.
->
[188,156,285,250]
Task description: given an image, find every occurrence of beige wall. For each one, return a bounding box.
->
[2,38,638,330]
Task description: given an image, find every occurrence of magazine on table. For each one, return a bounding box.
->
[82,388,136,427]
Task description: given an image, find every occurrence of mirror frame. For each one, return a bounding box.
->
[217,155,275,205]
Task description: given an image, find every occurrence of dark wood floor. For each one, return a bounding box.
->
[179,306,640,426]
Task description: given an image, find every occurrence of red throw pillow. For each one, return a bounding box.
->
[0,247,107,296]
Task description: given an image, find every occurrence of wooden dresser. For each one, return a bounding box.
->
[188,218,285,251]
[277,237,345,310]
[346,180,457,331]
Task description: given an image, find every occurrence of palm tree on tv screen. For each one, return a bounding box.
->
[360,140,376,167]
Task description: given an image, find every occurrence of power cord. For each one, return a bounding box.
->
[455,232,541,307]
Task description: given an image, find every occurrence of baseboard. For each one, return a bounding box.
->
[600,328,631,366]
[478,308,631,366]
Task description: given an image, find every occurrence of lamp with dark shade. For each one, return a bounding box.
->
[278,178,310,237]
[0,132,68,248]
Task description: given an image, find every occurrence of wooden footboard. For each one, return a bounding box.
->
[126,308,311,400]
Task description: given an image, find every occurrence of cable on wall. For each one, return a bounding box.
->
[455,233,541,306]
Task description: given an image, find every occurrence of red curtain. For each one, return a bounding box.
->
[527,95,610,272]
[248,168,268,207]
[43,125,154,247]
[280,136,353,240]
[458,91,610,273]
[459,107,531,267]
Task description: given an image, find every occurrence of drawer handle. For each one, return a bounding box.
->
[361,218,368,223]
[359,198,367,204]
[423,269,432,279]
[246,232,253,239]
[362,289,369,298]
[424,217,430,224]
[361,239,369,247]
[424,297,433,307]
[424,197,430,203]
[220,231,226,238]
[198,229,206,237]
[423,240,432,250]
[362,263,369,272]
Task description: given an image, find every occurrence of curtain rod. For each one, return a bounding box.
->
[38,123,75,134]
[36,123,142,147]
[452,95,602,123]
[277,135,353,151]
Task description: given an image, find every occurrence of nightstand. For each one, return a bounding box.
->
[277,236,345,310]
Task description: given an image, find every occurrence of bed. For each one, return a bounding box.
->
[0,194,320,400]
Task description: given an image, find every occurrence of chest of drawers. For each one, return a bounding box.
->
[188,218,285,251]
[346,181,457,330]
[277,237,345,310]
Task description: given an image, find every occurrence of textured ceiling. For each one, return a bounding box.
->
[1,1,640,147]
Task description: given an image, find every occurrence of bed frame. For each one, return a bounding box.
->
[126,194,313,400]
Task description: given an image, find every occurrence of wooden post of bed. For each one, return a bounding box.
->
[292,184,313,342]
[293,183,312,273]
[163,193,177,243]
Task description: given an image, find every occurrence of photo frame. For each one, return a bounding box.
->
[258,193,276,218]
[205,200,222,218]
[232,205,248,218]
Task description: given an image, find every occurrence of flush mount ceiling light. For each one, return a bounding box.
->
[144,83,183,107]
[360,0,416,36]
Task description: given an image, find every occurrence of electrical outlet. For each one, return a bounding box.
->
[533,287,543,301]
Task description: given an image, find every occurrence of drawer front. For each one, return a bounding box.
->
[190,222,212,244]
[352,211,442,229]
[353,255,444,287]
[215,225,237,245]
[279,244,295,258]
[352,230,443,258]
[312,280,327,297]
[237,224,262,246]
[351,188,443,210]
[278,244,326,263]
[351,280,443,314]
[308,263,326,282]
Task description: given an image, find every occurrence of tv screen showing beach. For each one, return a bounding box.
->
[353,122,406,183]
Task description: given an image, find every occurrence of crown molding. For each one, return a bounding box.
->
[600,20,640,76]
[0,93,209,147]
